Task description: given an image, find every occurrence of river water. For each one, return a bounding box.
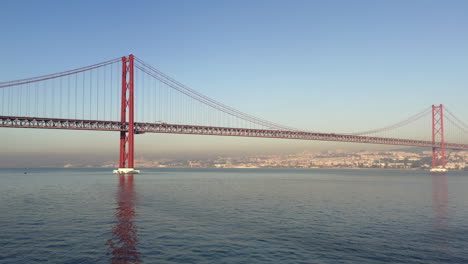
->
[0,168,467,263]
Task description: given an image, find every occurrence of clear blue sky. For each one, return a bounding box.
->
[1,0,468,167]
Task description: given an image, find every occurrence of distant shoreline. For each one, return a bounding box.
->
[2,167,466,172]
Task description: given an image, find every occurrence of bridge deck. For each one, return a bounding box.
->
[1,116,467,150]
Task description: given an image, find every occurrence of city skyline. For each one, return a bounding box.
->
[2,1,468,167]
[4,148,467,170]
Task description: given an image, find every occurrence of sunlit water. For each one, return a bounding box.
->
[0,168,467,263]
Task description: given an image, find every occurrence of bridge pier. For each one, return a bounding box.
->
[114,54,140,174]
[113,168,140,174]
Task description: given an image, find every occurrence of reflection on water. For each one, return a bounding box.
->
[432,173,448,227]
[107,175,142,263]
[431,172,450,259]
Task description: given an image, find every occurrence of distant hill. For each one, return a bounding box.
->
[390,146,465,153]
[389,146,427,153]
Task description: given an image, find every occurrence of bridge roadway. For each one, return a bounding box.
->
[2,115,468,150]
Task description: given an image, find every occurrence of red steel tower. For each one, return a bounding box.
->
[431,104,446,172]
[114,55,140,174]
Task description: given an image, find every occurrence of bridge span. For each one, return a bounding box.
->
[1,54,467,172]
[2,115,468,151]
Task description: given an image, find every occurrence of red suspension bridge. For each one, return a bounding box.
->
[1,55,467,173]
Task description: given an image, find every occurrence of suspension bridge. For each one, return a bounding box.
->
[1,55,467,173]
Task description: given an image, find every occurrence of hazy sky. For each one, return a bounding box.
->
[1,0,468,167]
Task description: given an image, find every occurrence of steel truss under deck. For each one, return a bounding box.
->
[2,115,467,150]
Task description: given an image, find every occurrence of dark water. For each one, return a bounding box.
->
[0,168,467,263]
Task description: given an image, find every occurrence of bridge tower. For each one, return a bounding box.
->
[431,104,446,172]
[113,55,140,174]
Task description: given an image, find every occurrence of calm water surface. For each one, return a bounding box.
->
[0,168,467,263]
